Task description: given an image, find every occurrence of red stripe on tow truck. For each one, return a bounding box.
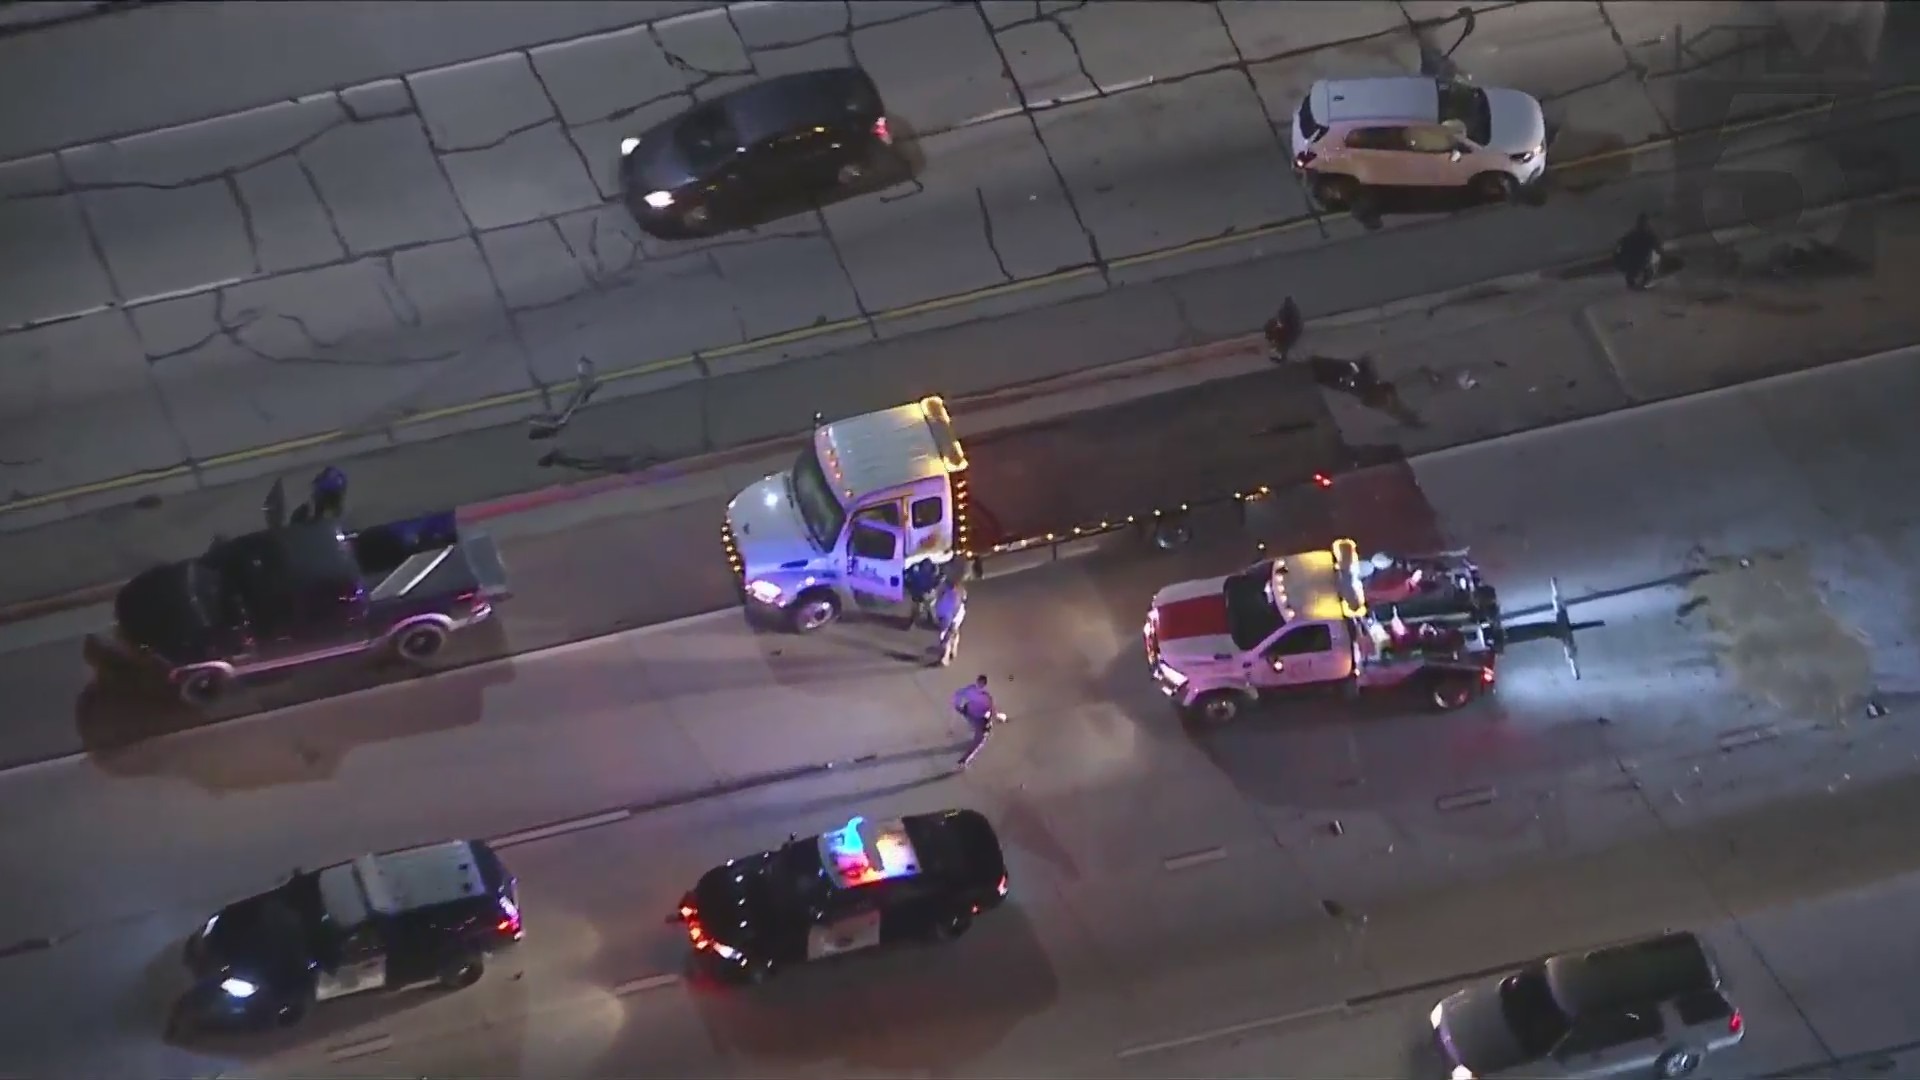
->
[1155,595,1230,641]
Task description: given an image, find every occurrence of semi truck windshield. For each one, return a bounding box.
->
[789,447,847,552]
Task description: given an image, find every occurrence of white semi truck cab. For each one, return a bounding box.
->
[722,397,973,633]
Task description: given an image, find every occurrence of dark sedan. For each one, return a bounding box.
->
[618,67,898,238]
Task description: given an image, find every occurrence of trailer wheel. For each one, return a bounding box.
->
[176,667,229,708]
[786,589,841,634]
[1186,691,1243,727]
[1428,674,1477,712]
[394,623,449,665]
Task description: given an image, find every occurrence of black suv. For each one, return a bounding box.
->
[618,67,897,237]
[670,810,1008,983]
[171,839,521,1034]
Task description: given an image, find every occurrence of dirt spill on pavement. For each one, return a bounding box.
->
[1684,549,1874,724]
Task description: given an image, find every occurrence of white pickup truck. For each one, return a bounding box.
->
[1145,538,1508,724]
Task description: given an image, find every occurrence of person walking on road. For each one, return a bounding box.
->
[929,570,967,668]
[1614,212,1664,290]
[953,674,1005,770]
[1265,295,1304,363]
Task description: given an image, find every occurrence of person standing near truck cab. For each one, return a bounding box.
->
[930,571,967,668]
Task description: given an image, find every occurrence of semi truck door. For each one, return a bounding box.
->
[846,518,905,604]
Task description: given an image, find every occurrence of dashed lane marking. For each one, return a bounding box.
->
[325,1034,393,1062]
[612,973,682,997]
[1161,846,1229,872]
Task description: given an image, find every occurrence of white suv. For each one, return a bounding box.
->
[1291,76,1547,209]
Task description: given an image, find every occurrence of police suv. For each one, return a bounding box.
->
[172,839,522,1033]
[671,810,1009,983]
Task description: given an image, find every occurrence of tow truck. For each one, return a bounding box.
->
[1146,537,1513,724]
[720,393,1318,633]
[86,480,510,707]
[670,810,1009,983]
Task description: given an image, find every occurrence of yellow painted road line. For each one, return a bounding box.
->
[5,83,1915,519]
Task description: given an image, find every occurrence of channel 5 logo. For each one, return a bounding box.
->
[1670,3,1901,264]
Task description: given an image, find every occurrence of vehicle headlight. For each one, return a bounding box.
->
[220,977,258,999]
[619,137,640,156]
[202,914,219,937]
[711,942,740,961]
[1510,146,1540,164]
[746,580,783,605]
[1429,1001,1444,1029]
[643,189,675,209]
[1156,663,1187,687]
[1451,1066,1475,1080]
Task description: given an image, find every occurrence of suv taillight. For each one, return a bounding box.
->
[1728,1010,1743,1035]
[873,117,892,144]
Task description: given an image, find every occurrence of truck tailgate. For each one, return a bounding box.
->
[460,532,512,600]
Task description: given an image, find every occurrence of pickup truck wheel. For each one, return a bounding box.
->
[1656,1047,1702,1077]
[1186,691,1242,727]
[437,954,484,990]
[1429,676,1476,712]
[787,590,840,634]
[930,911,973,942]
[177,668,229,708]
[395,623,449,666]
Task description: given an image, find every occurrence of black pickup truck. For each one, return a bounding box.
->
[86,488,511,707]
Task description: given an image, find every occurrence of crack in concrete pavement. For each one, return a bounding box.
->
[972,0,1107,284]
[0,0,1849,510]
[975,186,1015,283]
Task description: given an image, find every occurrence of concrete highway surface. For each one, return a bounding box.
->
[0,0,1891,522]
[0,338,1914,1077]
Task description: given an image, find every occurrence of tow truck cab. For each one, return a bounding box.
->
[91,505,509,707]
[174,840,521,1033]
[1145,538,1504,725]
[723,396,971,633]
[672,810,1009,983]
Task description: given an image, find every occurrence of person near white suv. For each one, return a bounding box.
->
[1291,76,1547,209]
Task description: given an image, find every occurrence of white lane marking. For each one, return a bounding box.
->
[325,1034,393,1062]
[1162,846,1228,872]
[955,76,1159,130]
[0,608,736,777]
[1718,724,1779,752]
[491,809,633,849]
[613,972,682,997]
[0,602,110,657]
[1435,786,1498,812]
[1116,1002,1347,1059]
